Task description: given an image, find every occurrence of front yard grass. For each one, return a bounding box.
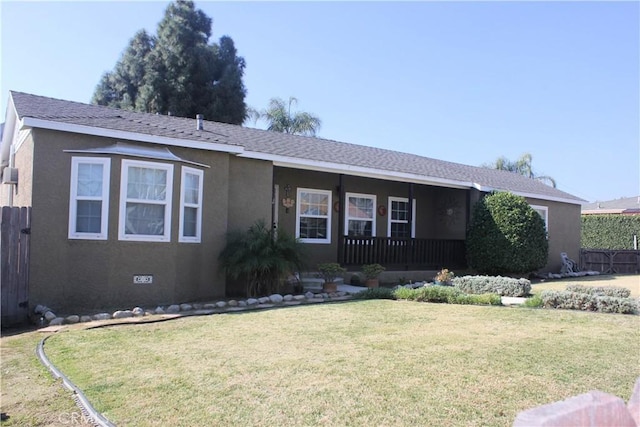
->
[531,274,640,298]
[38,301,640,426]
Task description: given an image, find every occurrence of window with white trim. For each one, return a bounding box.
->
[388,197,416,238]
[69,157,110,240]
[530,204,549,233]
[179,167,203,243]
[296,188,331,244]
[345,192,376,237]
[119,159,173,242]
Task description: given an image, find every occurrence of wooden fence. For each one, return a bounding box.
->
[1,206,31,327]
[580,248,640,274]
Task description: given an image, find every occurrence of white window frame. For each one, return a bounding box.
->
[387,197,416,238]
[179,167,204,243]
[345,192,376,237]
[296,188,332,244]
[69,157,111,240]
[530,204,549,233]
[119,159,173,242]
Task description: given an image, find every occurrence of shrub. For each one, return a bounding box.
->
[453,275,531,297]
[540,290,637,314]
[466,192,548,275]
[393,285,501,306]
[219,220,307,297]
[523,294,543,308]
[582,214,640,250]
[565,284,631,298]
[354,287,395,300]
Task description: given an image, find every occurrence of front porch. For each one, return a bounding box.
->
[341,237,466,270]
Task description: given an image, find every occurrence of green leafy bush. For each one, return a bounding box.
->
[582,214,640,250]
[453,275,531,297]
[540,290,637,314]
[354,287,395,300]
[523,294,543,308]
[219,220,308,297]
[466,192,548,275]
[392,285,501,306]
[565,284,631,298]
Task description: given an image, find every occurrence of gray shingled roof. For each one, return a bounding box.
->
[8,91,583,203]
[582,196,640,211]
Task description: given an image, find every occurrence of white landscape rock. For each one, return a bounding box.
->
[49,317,64,326]
[293,295,306,301]
[269,294,284,304]
[44,311,57,321]
[179,303,193,312]
[238,300,247,307]
[80,315,92,323]
[228,300,238,307]
[166,305,180,313]
[203,303,217,310]
[113,310,134,319]
[65,315,80,324]
[93,313,111,321]
[305,292,315,299]
[246,298,259,306]
[154,306,165,315]
[258,297,270,304]
[283,294,293,302]
[132,307,144,317]
[215,301,227,308]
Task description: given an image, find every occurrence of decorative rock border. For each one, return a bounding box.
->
[33,291,356,327]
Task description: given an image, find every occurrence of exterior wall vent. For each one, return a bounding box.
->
[2,167,18,185]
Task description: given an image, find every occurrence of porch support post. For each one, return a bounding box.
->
[406,183,414,270]
[337,174,345,264]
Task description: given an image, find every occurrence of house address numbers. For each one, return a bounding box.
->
[133,275,153,284]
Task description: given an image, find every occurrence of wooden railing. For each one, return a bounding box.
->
[341,236,466,269]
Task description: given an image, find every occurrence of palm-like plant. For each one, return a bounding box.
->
[485,153,556,188]
[218,220,308,297]
[248,96,321,136]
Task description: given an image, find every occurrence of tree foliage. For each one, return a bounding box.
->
[218,220,308,297]
[467,192,548,275]
[249,97,321,136]
[92,0,247,124]
[483,153,556,188]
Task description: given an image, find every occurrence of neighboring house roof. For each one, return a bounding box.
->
[2,91,584,205]
[582,196,640,215]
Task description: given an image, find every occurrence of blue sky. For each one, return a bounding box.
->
[1,1,638,202]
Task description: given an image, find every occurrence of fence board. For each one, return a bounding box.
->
[580,248,640,274]
[1,206,31,327]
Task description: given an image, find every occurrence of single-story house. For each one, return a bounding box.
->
[581,196,640,215]
[0,91,584,311]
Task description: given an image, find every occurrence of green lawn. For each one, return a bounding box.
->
[38,301,640,427]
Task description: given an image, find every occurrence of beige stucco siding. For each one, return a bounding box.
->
[27,129,229,311]
[525,196,581,273]
[273,167,469,267]
[1,132,35,207]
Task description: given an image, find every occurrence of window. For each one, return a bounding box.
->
[179,167,203,243]
[530,204,549,233]
[388,197,416,238]
[119,159,173,242]
[296,188,331,244]
[345,193,376,237]
[69,157,110,240]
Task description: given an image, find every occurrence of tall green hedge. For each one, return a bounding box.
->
[467,192,548,275]
[581,215,640,249]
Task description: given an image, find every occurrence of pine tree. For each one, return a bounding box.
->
[92,0,247,124]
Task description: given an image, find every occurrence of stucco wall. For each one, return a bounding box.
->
[27,129,230,311]
[1,132,35,207]
[525,196,582,273]
[273,167,469,268]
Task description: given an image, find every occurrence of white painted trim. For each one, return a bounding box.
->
[179,167,204,243]
[472,184,584,206]
[68,157,111,240]
[296,187,332,244]
[387,197,416,238]
[20,117,244,154]
[345,192,376,237]
[118,159,173,242]
[530,204,549,233]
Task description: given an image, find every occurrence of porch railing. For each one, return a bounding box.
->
[341,236,466,269]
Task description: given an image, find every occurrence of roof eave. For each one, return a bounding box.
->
[19,117,245,155]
